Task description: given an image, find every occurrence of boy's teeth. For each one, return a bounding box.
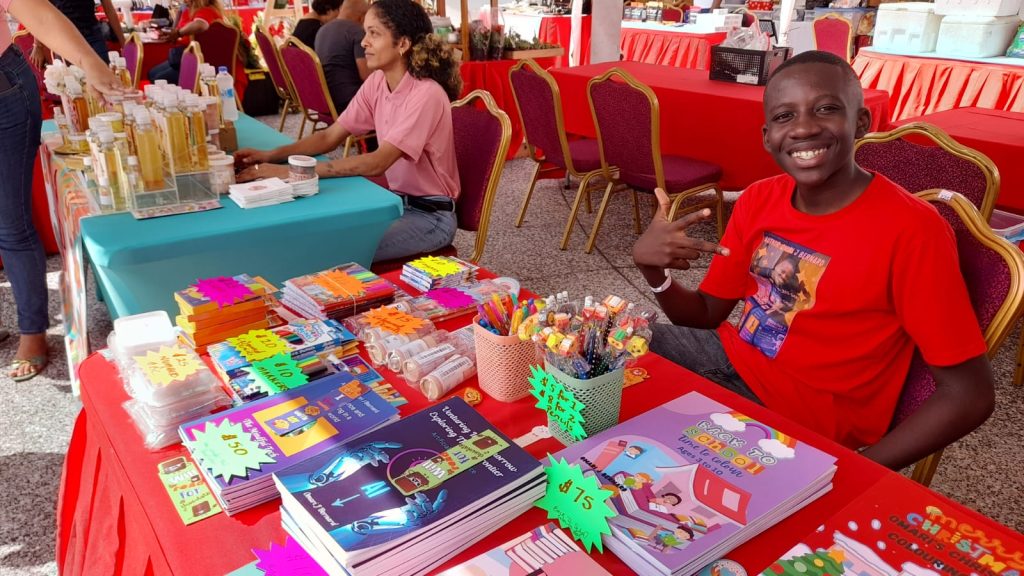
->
[791,148,825,160]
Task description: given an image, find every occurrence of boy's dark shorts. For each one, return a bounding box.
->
[650,323,763,405]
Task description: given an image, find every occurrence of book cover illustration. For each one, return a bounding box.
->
[761,474,1023,576]
[438,522,612,576]
[209,319,356,380]
[180,373,399,491]
[275,398,542,554]
[554,391,836,570]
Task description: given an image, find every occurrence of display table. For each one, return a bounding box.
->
[551,62,891,191]
[57,268,890,576]
[124,6,264,36]
[504,14,590,68]
[895,107,1024,215]
[853,48,1024,123]
[41,115,401,392]
[460,57,558,159]
[619,23,726,70]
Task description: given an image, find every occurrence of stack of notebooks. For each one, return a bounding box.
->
[281,263,399,321]
[554,391,837,576]
[438,523,612,575]
[209,319,360,402]
[400,255,479,292]
[274,397,545,576]
[229,178,294,208]
[174,274,276,354]
[178,372,399,514]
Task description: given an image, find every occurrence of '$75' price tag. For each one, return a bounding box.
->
[535,456,616,553]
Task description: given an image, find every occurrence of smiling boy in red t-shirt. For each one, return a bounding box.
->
[632,50,994,470]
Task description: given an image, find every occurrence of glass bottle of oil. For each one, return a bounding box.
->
[134,111,167,192]
[65,83,90,134]
[186,97,209,171]
[97,130,127,211]
[162,94,192,173]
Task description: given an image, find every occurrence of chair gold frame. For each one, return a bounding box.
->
[124,32,144,89]
[452,89,512,263]
[281,37,337,139]
[507,59,608,247]
[907,189,1024,486]
[254,25,305,136]
[856,122,1001,223]
[584,67,724,254]
[812,13,854,63]
[180,41,204,93]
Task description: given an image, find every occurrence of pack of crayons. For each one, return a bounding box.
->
[280,263,399,321]
[208,319,358,381]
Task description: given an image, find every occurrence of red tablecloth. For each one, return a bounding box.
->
[460,57,557,160]
[537,15,591,68]
[896,107,1024,215]
[57,271,892,576]
[551,62,892,191]
[126,6,263,36]
[619,27,726,70]
[853,49,1024,123]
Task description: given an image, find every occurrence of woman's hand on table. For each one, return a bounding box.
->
[632,188,729,272]
[236,162,289,183]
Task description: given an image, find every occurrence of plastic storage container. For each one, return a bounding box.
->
[935,14,1021,57]
[873,3,944,53]
[109,310,178,365]
[934,0,1022,16]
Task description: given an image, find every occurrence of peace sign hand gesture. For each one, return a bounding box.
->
[632,188,729,271]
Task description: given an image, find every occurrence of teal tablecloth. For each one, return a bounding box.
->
[79,115,403,319]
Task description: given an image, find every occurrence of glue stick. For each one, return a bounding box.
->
[419,355,476,401]
[365,328,438,366]
[387,330,452,372]
[401,327,475,383]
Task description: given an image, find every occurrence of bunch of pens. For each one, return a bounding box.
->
[475,294,545,337]
[516,293,657,380]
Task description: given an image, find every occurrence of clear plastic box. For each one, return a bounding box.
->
[129,384,232,428]
[936,14,1021,56]
[123,344,222,406]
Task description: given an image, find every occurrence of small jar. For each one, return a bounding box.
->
[209,155,235,195]
[288,155,317,181]
[69,133,89,154]
[208,128,220,149]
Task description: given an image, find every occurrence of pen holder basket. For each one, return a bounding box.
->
[473,318,535,402]
[544,361,624,446]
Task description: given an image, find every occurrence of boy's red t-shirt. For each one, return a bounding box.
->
[699,173,986,449]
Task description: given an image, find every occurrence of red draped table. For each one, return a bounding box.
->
[56,268,893,576]
[619,25,726,70]
[896,107,1024,215]
[124,6,263,36]
[853,48,1024,123]
[538,15,591,68]
[551,62,892,191]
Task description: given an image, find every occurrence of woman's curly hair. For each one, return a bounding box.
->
[370,0,462,101]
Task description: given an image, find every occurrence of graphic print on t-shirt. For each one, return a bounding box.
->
[738,232,830,359]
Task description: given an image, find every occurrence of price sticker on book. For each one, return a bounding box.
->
[251,536,323,575]
[228,329,290,362]
[315,269,366,298]
[529,366,587,441]
[364,306,427,336]
[246,353,308,394]
[425,287,474,310]
[535,455,616,553]
[190,419,276,482]
[194,276,253,308]
[410,255,463,278]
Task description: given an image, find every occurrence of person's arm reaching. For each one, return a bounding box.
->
[9,0,123,96]
[633,188,738,328]
[860,354,994,470]
[235,120,352,180]
[315,140,402,178]
[100,0,126,46]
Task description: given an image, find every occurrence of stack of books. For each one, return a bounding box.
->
[228,178,294,208]
[281,263,398,321]
[174,274,276,354]
[400,255,479,292]
[438,523,612,575]
[554,391,837,576]
[274,398,545,576]
[178,372,399,515]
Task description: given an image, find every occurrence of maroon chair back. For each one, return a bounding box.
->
[195,20,240,76]
[855,123,998,220]
[179,42,202,93]
[812,15,853,62]
[662,7,683,21]
[254,25,293,102]
[123,32,142,88]
[509,60,572,172]
[587,68,662,190]
[280,38,337,122]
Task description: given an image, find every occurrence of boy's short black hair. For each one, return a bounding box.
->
[765,50,863,103]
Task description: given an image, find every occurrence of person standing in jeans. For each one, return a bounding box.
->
[28,0,127,68]
[0,0,123,381]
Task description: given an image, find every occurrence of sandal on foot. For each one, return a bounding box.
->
[8,356,48,382]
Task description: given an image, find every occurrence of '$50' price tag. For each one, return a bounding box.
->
[535,455,616,553]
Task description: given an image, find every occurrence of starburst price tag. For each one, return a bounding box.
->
[228,329,289,362]
[364,307,427,336]
[426,287,474,310]
[529,366,587,441]
[194,276,254,308]
[409,255,463,278]
[135,345,203,387]
[189,420,276,482]
[314,269,366,299]
[245,353,308,394]
[535,455,616,553]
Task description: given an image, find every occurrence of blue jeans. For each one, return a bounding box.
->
[0,46,47,334]
[650,323,762,404]
[372,197,457,262]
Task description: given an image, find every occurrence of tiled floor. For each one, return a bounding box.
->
[0,112,1020,575]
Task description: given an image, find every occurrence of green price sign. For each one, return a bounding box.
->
[529,365,587,441]
[535,455,616,553]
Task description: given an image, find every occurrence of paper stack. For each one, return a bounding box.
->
[289,176,319,197]
[229,178,294,208]
[400,255,479,292]
[174,274,277,354]
[281,262,399,321]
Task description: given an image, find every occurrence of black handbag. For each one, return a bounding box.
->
[241,71,281,117]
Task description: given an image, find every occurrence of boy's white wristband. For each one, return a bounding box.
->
[649,269,672,293]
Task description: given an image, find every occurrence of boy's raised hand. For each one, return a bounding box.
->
[632,188,729,271]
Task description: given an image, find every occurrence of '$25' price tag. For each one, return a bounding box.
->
[535,455,616,553]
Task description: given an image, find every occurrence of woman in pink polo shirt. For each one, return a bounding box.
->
[236,0,462,263]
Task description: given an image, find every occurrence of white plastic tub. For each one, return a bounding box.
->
[874,3,944,53]
[936,14,1021,57]
[934,0,1022,17]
